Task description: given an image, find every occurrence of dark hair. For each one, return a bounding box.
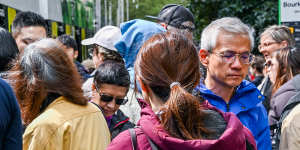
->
[251,55,265,74]
[94,60,130,90]
[97,46,125,64]
[57,34,78,51]
[288,47,300,76]
[272,47,293,95]
[0,27,19,72]
[12,11,47,37]
[135,31,209,140]
[9,38,87,125]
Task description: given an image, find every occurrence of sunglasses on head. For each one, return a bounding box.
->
[98,93,128,105]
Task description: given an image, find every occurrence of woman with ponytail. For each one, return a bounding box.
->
[107,31,256,150]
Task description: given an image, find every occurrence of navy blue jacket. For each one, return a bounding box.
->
[0,78,22,150]
[195,80,271,150]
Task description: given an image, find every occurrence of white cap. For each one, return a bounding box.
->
[81,25,121,51]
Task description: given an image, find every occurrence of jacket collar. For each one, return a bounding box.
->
[195,80,264,114]
[110,110,130,129]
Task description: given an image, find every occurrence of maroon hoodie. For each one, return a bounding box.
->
[107,100,257,150]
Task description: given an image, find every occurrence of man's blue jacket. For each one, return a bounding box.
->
[195,80,271,150]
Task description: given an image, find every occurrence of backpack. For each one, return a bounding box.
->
[270,91,300,150]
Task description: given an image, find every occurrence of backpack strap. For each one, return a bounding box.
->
[129,126,159,150]
[129,128,137,150]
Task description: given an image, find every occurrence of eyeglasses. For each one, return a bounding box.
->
[258,42,278,50]
[210,51,253,64]
[95,87,128,105]
[98,93,128,105]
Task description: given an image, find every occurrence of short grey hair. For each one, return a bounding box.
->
[200,17,255,52]
[260,25,295,47]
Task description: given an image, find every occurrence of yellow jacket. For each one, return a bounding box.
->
[23,96,111,150]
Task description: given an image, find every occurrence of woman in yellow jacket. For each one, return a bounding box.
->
[8,38,110,150]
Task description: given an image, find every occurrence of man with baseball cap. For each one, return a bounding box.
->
[81,25,124,99]
[146,4,195,40]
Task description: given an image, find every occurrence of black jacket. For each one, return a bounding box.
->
[110,110,135,139]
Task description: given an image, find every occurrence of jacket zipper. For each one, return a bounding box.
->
[226,103,230,112]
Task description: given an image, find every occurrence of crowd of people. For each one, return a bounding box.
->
[0,3,299,150]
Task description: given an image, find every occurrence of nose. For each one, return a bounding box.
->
[107,99,116,108]
[231,56,243,69]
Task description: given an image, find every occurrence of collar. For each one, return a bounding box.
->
[196,80,264,113]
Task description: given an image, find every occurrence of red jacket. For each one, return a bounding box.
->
[107,99,256,150]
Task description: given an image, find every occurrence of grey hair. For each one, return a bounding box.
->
[200,17,255,52]
[260,25,295,47]
[21,38,61,85]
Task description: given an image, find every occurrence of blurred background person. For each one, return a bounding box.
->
[258,25,295,118]
[265,47,293,149]
[81,25,124,100]
[250,55,265,87]
[108,32,256,150]
[0,27,19,78]
[81,59,95,74]
[280,47,300,150]
[146,4,195,40]
[12,11,47,53]
[57,34,90,82]
[9,38,110,150]
[91,61,135,140]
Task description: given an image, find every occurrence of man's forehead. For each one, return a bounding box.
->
[215,32,251,52]
[20,26,47,39]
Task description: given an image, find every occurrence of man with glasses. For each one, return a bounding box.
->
[195,17,271,150]
[91,60,134,140]
[81,25,124,99]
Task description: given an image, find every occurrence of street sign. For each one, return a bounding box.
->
[280,0,300,22]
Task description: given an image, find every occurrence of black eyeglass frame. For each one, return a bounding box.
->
[94,86,128,105]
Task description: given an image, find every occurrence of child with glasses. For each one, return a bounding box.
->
[91,60,135,140]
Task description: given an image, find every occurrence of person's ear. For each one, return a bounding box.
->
[199,49,209,67]
[74,50,78,59]
[137,76,151,102]
[137,77,149,94]
[92,83,96,90]
[280,40,288,48]
[159,23,168,30]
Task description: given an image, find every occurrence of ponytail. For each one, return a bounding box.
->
[135,31,209,140]
[160,83,210,140]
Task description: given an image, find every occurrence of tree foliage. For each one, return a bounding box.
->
[129,0,189,20]
[187,0,278,54]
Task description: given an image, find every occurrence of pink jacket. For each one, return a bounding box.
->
[107,100,257,150]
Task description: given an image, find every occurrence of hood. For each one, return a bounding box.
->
[137,99,256,150]
[114,19,166,69]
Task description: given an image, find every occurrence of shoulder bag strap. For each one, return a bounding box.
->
[129,128,137,150]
